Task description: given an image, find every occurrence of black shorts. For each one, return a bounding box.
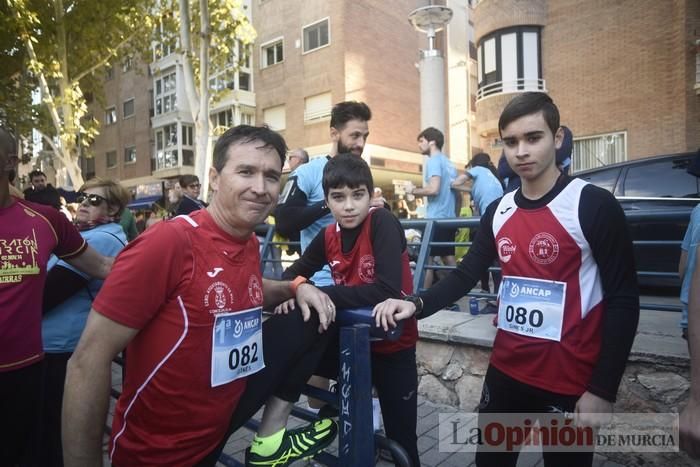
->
[430,225,457,257]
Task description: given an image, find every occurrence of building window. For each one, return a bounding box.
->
[154,71,177,116]
[122,56,133,73]
[241,111,254,125]
[106,150,117,168]
[215,109,234,129]
[105,66,114,81]
[123,98,135,119]
[239,72,251,91]
[303,18,330,54]
[695,39,700,91]
[155,123,179,170]
[572,131,627,172]
[84,157,95,180]
[105,107,117,125]
[304,92,332,122]
[261,38,284,67]
[476,26,544,100]
[263,105,286,131]
[124,146,136,164]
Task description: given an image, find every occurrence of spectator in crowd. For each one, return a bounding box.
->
[0,126,113,466]
[406,127,458,288]
[176,174,208,215]
[452,153,505,294]
[287,148,309,172]
[39,177,130,466]
[119,206,138,241]
[23,169,61,209]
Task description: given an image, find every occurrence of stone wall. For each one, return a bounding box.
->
[416,338,696,466]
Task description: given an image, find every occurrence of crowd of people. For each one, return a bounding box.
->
[1,92,699,467]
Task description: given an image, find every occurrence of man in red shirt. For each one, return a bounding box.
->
[62,125,338,466]
[0,126,114,465]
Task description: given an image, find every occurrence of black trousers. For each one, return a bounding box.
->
[197,309,332,465]
[37,352,72,467]
[0,361,42,467]
[475,365,594,467]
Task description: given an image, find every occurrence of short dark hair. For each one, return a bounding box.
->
[212,125,287,172]
[29,169,47,180]
[291,148,309,163]
[330,101,372,130]
[322,153,374,197]
[178,174,199,189]
[498,92,560,136]
[417,127,444,150]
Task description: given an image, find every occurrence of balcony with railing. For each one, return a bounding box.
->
[476,77,546,101]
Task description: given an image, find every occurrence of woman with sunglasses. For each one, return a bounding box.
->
[38,177,130,466]
[176,174,208,215]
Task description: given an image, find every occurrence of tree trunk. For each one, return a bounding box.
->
[197,0,211,197]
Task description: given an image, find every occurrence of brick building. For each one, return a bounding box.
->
[473,0,700,171]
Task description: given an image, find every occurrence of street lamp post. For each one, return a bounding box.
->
[408,4,453,134]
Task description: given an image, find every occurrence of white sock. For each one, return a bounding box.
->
[306,403,320,414]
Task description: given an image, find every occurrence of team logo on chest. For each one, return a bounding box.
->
[204,281,235,314]
[528,232,559,265]
[497,237,516,263]
[358,254,375,283]
[248,275,263,305]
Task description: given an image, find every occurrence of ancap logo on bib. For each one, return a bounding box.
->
[528,232,560,265]
[498,237,517,263]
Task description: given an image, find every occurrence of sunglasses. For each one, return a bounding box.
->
[76,192,108,207]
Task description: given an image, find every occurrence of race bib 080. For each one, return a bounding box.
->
[211,307,264,387]
[497,276,566,342]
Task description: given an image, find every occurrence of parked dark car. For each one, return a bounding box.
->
[575,151,699,288]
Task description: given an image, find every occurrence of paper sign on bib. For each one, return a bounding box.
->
[497,276,566,342]
[211,307,264,387]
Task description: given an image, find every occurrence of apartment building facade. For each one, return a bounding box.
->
[472,0,700,171]
[252,0,431,189]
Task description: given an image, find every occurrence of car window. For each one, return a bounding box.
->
[623,158,699,198]
[578,167,620,194]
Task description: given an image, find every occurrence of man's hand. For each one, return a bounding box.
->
[574,391,613,428]
[295,283,336,332]
[680,395,700,458]
[372,298,416,331]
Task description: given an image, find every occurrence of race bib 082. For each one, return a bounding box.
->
[211,307,264,387]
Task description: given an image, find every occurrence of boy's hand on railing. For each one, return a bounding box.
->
[274,298,297,315]
[296,283,336,333]
[373,298,416,331]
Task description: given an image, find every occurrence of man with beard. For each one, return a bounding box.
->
[274,101,373,287]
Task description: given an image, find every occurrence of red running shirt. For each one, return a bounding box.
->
[324,209,418,354]
[94,210,264,465]
[0,198,86,372]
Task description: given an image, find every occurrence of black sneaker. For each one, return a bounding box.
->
[245,419,338,466]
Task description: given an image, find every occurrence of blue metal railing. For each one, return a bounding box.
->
[258,208,690,313]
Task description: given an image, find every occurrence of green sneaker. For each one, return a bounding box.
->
[245,419,338,466]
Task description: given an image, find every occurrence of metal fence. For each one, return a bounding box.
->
[258,209,691,313]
